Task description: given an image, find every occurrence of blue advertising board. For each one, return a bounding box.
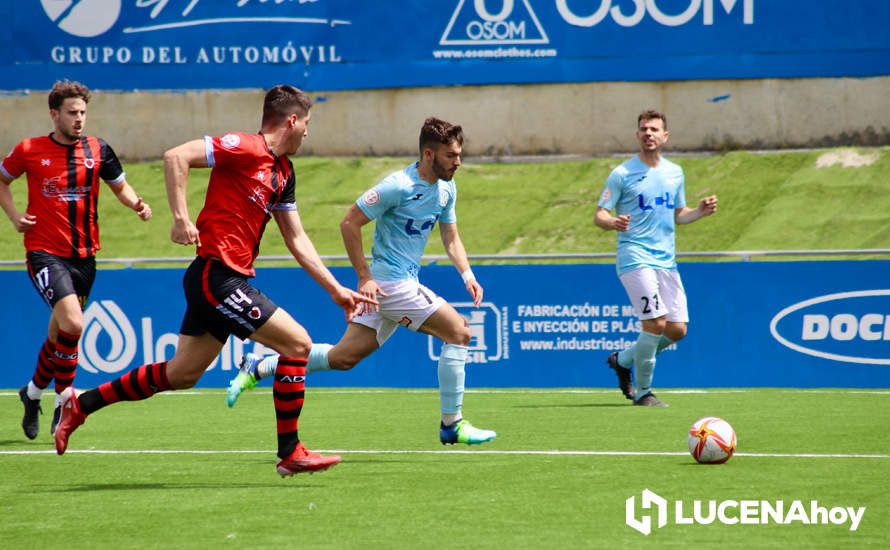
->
[1,260,888,389]
[3,1,889,91]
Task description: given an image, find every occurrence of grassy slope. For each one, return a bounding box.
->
[1,147,887,262]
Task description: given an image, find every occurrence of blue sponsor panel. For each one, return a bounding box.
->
[3,1,889,91]
[0,261,888,389]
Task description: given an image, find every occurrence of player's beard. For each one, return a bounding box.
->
[57,123,83,143]
[431,156,456,181]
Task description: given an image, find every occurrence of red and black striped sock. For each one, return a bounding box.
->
[78,362,172,415]
[273,356,307,459]
[31,339,56,390]
[52,329,81,394]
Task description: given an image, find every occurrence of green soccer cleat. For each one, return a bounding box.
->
[226,353,261,408]
[440,419,497,446]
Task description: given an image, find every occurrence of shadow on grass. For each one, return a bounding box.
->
[31,481,326,492]
[513,402,629,409]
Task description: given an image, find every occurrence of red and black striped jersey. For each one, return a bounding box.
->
[196,132,297,277]
[1,134,125,258]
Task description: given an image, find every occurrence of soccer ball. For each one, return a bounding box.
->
[687,417,737,464]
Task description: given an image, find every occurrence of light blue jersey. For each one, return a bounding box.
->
[357,162,457,281]
[598,155,686,275]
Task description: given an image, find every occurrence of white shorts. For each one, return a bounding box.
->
[352,279,446,345]
[619,267,689,323]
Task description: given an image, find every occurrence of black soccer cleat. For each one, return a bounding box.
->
[18,386,43,440]
[633,392,668,407]
[606,352,635,400]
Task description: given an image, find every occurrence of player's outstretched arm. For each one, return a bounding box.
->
[109,180,152,221]
[163,139,206,245]
[274,208,377,322]
[440,222,483,307]
[0,178,36,232]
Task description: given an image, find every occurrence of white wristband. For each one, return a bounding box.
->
[460,268,476,283]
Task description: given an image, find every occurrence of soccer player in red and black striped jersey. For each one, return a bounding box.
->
[54,84,374,476]
[0,81,152,440]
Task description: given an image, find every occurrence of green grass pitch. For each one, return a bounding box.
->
[2,388,888,548]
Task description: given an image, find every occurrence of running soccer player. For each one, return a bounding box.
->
[227,117,496,446]
[54,85,375,476]
[595,110,718,406]
[0,80,152,440]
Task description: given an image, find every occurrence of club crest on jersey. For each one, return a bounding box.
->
[83,158,95,169]
[438,188,449,207]
[221,134,241,149]
[248,306,262,320]
[363,189,380,205]
[248,186,273,214]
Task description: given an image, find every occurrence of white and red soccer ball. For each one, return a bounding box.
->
[687,417,737,464]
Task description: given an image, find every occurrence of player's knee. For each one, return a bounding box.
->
[276,337,312,359]
[447,325,472,347]
[58,319,84,337]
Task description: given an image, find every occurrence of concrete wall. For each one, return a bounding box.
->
[2,77,888,161]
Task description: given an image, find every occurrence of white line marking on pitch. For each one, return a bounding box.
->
[1,449,886,459]
[1,389,888,397]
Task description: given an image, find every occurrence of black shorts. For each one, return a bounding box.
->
[180,257,278,343]
[26,250,96,309]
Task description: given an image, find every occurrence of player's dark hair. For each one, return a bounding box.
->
[262,85,312,126]
[48,80,90,111]
[638,109,667,130]
[419,117,464,155]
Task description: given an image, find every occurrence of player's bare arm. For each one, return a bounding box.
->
[0,178,37,232]
[595,206,630,231]
[340,203,386,309]
[675,194,718,225]
[274,208,376,322]
[163,139,207,245]
[440,222,483,307]
[109,179,152,221]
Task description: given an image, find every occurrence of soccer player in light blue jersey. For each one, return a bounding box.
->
[595,110,718,406]
[227,117,496,445]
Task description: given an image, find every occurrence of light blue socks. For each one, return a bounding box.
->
[617,334,675,368]
[255,343,332,379]
[632,331,662,396]
[306,343,333,374]
[438,343,467,415]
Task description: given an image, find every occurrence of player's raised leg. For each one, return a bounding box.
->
[420,303,496,446]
